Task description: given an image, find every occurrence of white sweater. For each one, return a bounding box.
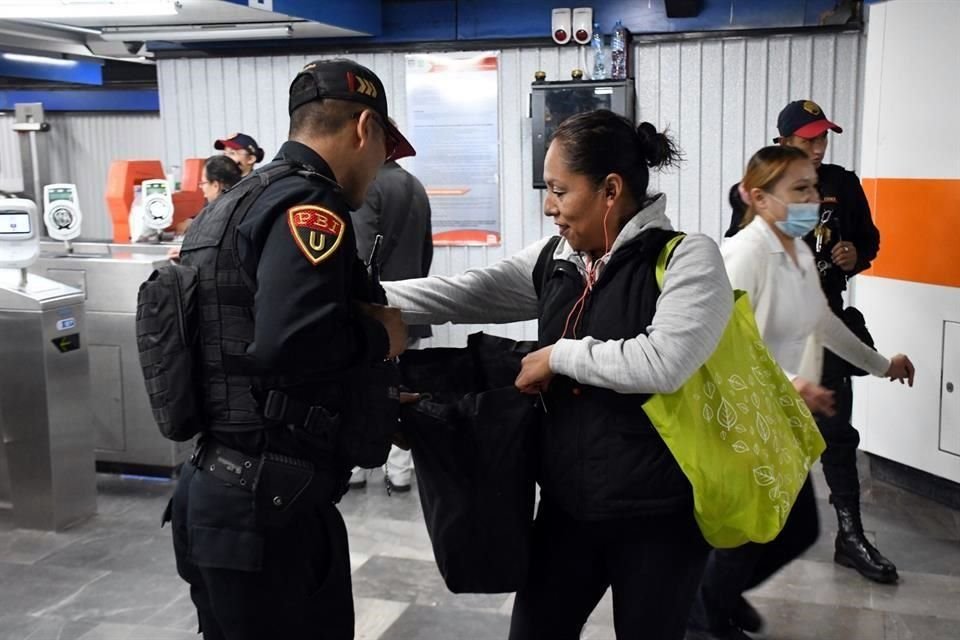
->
[383,195,734,395]
[720,218,890,382]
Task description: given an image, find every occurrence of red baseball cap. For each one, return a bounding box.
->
[774,100,843,142]
[214,133,264,162]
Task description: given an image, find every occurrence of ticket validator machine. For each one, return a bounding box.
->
[43,183,83,249]
[0,198,96,530]
[140,178,174,232]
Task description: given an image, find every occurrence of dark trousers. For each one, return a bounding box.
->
[818,363,861,501]
[170,463,354,640]
[508,499,710,640]
[689,478,820,632]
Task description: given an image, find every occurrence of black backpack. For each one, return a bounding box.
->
[136,263,202,441]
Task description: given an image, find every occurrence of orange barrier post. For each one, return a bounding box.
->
[105,159,206,242]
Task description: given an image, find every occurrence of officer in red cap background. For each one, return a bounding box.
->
[168,59,415,639]
[214,132,265,177]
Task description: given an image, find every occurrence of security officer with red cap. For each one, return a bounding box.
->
[720,100,890,632]
[168,59,416,639]
[214,132,265,177]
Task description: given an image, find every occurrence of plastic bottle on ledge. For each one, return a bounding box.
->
[611,20,628,80]
[591,24,606,80]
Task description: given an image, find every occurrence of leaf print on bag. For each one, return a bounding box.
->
[752,366,771,386]
[795,398,813,418]
[737,402,750,414]
[788,416,802,428]
[729,375,749,391]
[717,397,738,430]
[702,404,714,422]
[779,395,794,407]
[751,392,761,408]
[704,381,717,400]
[756,413,771,443]
[732,441,750,453]
[753,466,776,486]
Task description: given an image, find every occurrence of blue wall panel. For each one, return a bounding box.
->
[153,0,853,52]
[0,56,102,85]
[0,90,159,112]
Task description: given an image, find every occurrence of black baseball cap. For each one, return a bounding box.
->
[774,100,843,142]
[288,58,415,161]
[214,133,265,162]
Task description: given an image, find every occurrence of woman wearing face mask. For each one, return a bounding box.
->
[383,110,734,639]
[686,146,915,640]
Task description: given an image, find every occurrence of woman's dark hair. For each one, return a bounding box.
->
[205,154,243,189]
[548,109,682,199]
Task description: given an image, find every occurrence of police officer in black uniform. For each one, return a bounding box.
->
[725,100,896,589]
[167,59,416,639]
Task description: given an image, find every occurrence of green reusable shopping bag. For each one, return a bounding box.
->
[643,235,826,548]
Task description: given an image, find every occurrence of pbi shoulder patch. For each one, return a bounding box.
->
[287,205,346,265]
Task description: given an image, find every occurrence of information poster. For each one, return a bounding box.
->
[405,52,501,245]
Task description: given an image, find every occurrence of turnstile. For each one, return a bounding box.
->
[30,244,192,474]
[0,270,96,530]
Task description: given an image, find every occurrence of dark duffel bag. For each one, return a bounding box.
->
[399,333,539,594]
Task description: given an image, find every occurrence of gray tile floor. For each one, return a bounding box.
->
[1,456,958,640]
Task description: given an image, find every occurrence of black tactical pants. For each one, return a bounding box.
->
[817,360,861,502]
[508,498,710,640]
[170,463,354,640]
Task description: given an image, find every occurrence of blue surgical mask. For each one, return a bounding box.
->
[768,194,819,238]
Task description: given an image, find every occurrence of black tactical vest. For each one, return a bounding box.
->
[533,227,693,520]
[179,161,306,432]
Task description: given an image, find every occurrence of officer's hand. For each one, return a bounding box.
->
[516,345,555,394]
[885,354,916,387]
[831,241,858,271]
[166,246,181,262]
[357,303,408,359]
[792,377,836,417]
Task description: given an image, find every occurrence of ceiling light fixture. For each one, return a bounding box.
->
[2,52,78,66]
[99,24,294,42]
[0,0,181,19]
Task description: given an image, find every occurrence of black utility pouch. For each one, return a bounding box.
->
[254,452,315,528]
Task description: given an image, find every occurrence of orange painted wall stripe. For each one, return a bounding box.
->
[861,177,960,288]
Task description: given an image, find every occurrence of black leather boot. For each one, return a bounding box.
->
[833,498,898,584]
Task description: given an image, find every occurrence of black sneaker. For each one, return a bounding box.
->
[731,596,764,633]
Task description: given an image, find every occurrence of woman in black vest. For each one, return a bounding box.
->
[384,109,735,639]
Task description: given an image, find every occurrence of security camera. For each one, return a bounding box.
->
[552,8,572,45]
[572,8,593,45]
